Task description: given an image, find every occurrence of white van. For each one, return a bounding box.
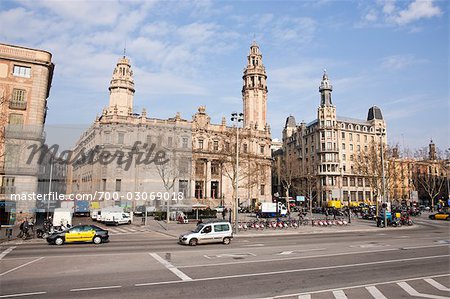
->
[91,209,99,221]
[52,208,72,228]
[179,221,233,246]
[98,206,123,223]
[104,212,131,226]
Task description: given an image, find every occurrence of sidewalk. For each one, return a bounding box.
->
[135,217,417,239]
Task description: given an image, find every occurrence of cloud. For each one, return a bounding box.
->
[394,0,443,25]
[360,0,442,27]
[380,54,428,70]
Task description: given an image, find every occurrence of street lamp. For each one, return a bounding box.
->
[231,112,244,233]
[47,156,54,219]
[376,128,387,227]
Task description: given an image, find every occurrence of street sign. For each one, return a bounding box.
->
[296,196,305,202]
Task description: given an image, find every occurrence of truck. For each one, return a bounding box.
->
[74,200,90,217]
[52,208,72,228]
[258,202,287,218]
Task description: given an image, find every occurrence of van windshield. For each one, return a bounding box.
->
[192,224,204,233]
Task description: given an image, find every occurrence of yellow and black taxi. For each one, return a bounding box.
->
[429,211,450,220]
[46,225,109,245]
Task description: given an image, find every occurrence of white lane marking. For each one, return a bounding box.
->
[424,278,450,292]
[0,291,47,298]
[0,246,16,260]
[259,274,450,299]
[70,285,122,292]
[128,228,137,232]
[137,255,449,287]
[243,243,265,247]
[0,257,44,277]
[366,286,388,299]
[332,290,348,299]
[397,281,449,299]
[298,295,311,299]
[149,252,192,281]
[177,245,447,269]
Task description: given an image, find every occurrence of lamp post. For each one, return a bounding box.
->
[376,128,387,227]
[47,156,54,219]
[231,112,244,233]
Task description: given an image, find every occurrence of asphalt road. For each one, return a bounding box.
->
[0,218,449,299]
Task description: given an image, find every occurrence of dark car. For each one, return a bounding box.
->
[46,225,109,245]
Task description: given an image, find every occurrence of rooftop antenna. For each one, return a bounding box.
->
[123,40,127,58]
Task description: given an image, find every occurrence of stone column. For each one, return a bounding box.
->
[206,160,211,199]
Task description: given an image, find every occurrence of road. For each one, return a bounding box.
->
[0,217,449,299]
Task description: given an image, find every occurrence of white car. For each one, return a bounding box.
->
[104,212,131,226]
[179,221,233,246]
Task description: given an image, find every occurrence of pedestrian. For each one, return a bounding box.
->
[228,208,232,223]
[221,208,226,220]
[141,215,145,225]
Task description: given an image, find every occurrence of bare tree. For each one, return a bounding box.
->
[412,160,447,211]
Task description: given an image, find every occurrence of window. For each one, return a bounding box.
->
[350,144,353,150]
[214,224,229,232]
[260,145,264,154]
[225,142,230,152]
[213,140,219,151]
[357,134,360,142]
[202,225,212,234]
[13,65,31,78]
[168,137,173,147]
[349,133,353,141]
[118,132,124,144]
[146,135,152,145]
[342,143,345,150]
[105,132,111,143]
[198,139,204,149]
[195,161,204,175]
[342,132,345,139]
[182,137,188,148]
[357,145,360,152]
[178,180,188,199]
[260,184,265,195]
[342,153,346,160]
[102,179,106,191]
[8,113,23,125]
[10,89,27,109]
[343,177,348,186]
[357,177,363,187]
[350,177,355,186]
[179,159,189,174]
[211,162,220,175]
[115,179,121,192]
[243,144,248,153]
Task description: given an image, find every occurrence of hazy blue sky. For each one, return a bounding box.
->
[1,0,448,152]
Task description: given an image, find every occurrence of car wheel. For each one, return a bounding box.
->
[189,238,198,246]
[54,237,64,246]
[429,215,435,220]
[223,237,231,245]
[128,220,131,224]
[93,236,102,244]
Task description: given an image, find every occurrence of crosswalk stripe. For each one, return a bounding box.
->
[424,278,450,292]
[298,294,311,299]
[366,286,388,299]
[332,290,348,299]
[397,282,449,299]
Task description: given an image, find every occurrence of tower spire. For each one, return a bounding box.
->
[319,69,333,107]
[107,55,135,116]
[242,41,268,130]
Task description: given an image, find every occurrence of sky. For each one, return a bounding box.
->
[0,0,448,153]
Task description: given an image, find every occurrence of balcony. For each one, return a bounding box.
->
[9,100,27,110]
[4,125,45,141]
[0,186,16,194]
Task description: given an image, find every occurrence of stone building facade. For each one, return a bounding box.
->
[279,71,387,206]
[68,42,272,211]
[0,43,54,224]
